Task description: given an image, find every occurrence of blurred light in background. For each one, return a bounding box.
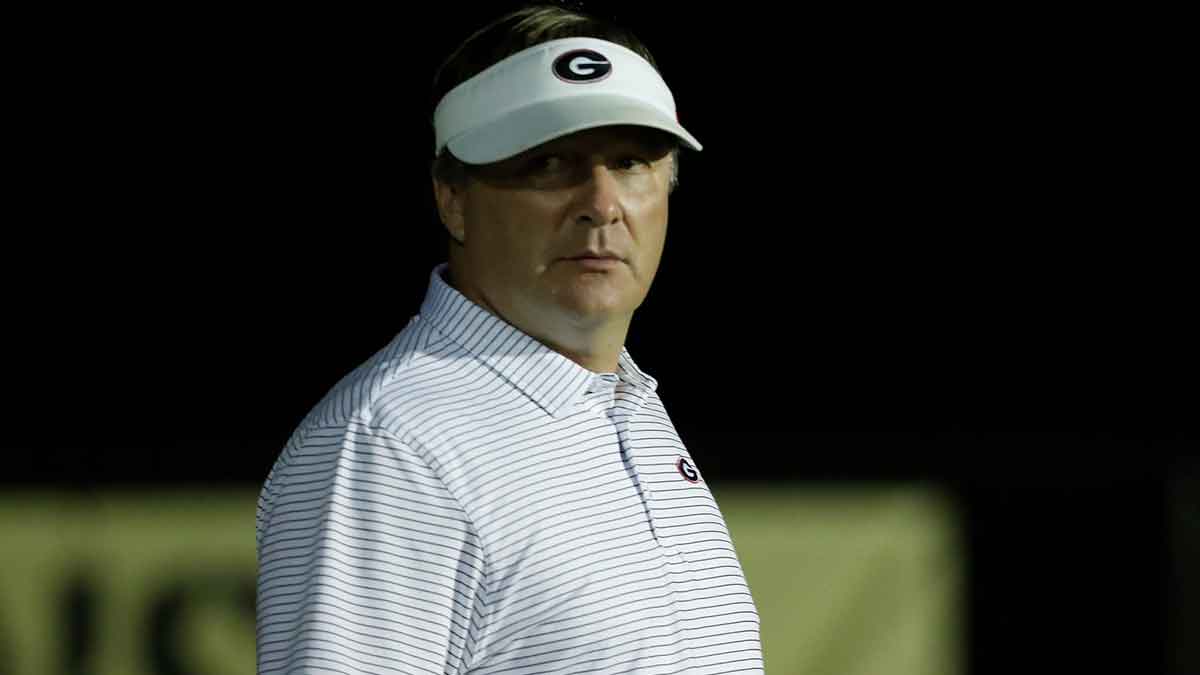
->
[1,485,961,674]
[716,483,962,675]
[1,491,256,674]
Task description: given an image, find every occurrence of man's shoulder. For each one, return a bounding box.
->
[301,316,494,437]
[296,318,423,429]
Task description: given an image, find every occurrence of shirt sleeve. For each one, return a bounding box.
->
[255,419,488,674]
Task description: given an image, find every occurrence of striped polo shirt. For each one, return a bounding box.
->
[256,262,763,674]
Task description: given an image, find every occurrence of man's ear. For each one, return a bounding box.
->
[432,176,466,245]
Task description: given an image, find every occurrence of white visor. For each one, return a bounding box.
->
[433,37,702,164]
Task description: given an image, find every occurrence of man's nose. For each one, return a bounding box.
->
[573,164,623,226]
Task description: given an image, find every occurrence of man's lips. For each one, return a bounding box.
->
[560,255,624,269]
[563,250,624,261]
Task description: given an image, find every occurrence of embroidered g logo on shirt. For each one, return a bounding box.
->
[676,457,701,483]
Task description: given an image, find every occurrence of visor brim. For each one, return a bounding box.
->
[444,94,702,165]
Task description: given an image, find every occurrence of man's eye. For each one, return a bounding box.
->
[616,156,650,170]
[529,155,566,172]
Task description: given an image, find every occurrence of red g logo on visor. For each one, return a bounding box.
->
[553,50,612,83]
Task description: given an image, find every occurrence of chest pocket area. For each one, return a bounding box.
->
[628,443,739,573]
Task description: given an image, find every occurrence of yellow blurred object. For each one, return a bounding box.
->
[0,491,257,675]
[714,483,963,675]
[0,484,961,675]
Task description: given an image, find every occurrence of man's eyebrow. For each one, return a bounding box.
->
[622,141,674,159]
[607,136,671,154]
[529,133,670,158]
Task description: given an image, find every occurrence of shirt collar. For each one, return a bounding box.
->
[418,263,658,418]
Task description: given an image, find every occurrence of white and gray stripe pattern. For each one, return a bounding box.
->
[256,263,763,674]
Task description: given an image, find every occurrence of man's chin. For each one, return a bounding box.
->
[556,290,642,323]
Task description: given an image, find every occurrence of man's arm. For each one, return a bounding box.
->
[256,420,488,674]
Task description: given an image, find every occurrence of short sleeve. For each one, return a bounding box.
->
[256,419,488,674]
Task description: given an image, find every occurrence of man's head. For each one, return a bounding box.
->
[430,4,692,193]
[429,3,700,360]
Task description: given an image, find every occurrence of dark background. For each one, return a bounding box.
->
[8,2,1194,674]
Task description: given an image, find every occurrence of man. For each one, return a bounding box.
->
[256,5,763,673]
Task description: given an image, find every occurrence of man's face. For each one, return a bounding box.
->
[437,125,676,333]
